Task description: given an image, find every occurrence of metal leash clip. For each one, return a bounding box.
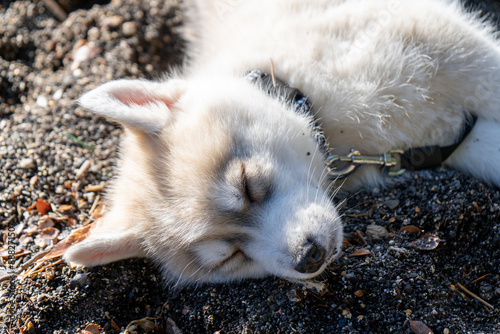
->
[325,149,406,179]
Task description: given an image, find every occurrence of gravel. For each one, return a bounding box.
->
[0,0,499,333]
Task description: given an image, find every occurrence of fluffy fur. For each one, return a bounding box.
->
[65,0,500,286]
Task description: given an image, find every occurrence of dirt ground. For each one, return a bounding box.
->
[0,0,499,333]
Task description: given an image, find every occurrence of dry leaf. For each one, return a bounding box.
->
[80,324,103,334]
[35,227,60,248]
[38,223,94,262]
[136,318,156,332]
[342,237,350,248]
[409,233,441,251]
[36,199,51,215]
[58,204,74,212]
[66,217,77,228]
[39,227,60,240]
[110,320,120,332]
[400,225,422,234]
[349,248,372,257]
[350,230,366,245]
[37,216,55,230]
[410,320,434,334]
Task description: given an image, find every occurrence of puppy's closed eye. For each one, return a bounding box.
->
[214,159,271,212]
[239,161,270,205]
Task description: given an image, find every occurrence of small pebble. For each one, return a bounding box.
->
[53,88,64,101]
[366,224,389,239]
[383,199,400,210]
[19,158,35,169]
[36,95,48,107]
[102,15,124,29]
[122,21,137,37]
[87,26,100,41]
[69,273,89,288]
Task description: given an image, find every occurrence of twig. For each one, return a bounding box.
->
[22,259,63,278]
[457,282,494,310]
[88,194,101,216]
[471,274,491,284]
[41,0,67,21]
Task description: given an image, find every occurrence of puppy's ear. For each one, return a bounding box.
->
[78,79,185,133]
[64,226,145,267]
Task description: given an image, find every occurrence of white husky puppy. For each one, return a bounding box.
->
[65,0,500,286]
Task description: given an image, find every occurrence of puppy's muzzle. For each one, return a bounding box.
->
[294,241,326,274]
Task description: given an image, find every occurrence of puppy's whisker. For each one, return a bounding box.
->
[173,258,198,289]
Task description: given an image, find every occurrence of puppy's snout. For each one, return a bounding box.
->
[294,241,326,274]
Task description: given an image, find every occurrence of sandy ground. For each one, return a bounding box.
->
[0,0,499,333]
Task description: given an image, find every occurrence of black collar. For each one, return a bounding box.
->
[245,70,327,153]
[399,115,476,171]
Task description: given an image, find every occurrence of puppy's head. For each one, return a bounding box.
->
[64,75,343,286]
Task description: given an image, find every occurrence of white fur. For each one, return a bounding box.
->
[65,0,500,285]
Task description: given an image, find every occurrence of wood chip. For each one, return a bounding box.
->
[30,175,38,186]
[84,182,106,192]
[400,225,422,234]
[349,248,372,257]
[57,204,74,212]
[410,320,434,334]
[408,233,441,251]
[76,160,91,180]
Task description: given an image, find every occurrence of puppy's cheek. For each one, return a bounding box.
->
[192,240,235,268]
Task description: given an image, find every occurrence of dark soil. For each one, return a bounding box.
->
[0,1,499,333]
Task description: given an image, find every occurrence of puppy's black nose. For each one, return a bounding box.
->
[295,241,326,274]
